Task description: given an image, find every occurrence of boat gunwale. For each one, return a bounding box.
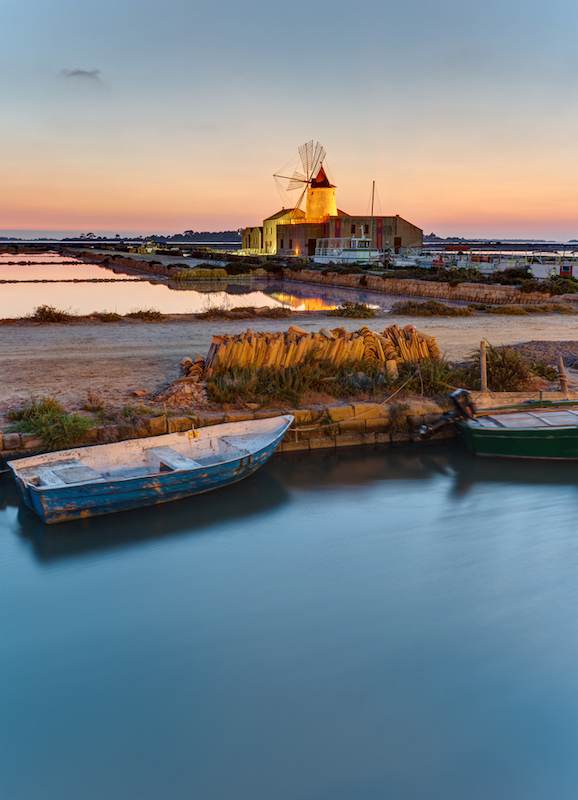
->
[10,415,294,494]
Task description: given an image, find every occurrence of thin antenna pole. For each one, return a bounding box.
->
[370,181,375,246]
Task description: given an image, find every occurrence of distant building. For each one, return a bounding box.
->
[241,226,264,253]
[243,144,422,257]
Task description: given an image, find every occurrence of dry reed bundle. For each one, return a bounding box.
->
[201,324,440,378]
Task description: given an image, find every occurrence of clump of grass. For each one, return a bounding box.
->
[537,303,577,314]
[387,402,409,433]
[7,396,92,451]
[327,301,375,318]
[484,305,528,315]
[196,305,292,320]
[125,308,165,321]
[82,391,105,413]
[30,305,75,323]
[259,306,292,318]
[207,353,392,407]
[392,300,473,317]
[545,276,578,295]
[528,359,558,381]
[451,345,532,392]
[400,359,457,395]
[92,310,122,322]
[196,305,230,320]
[468,302,576,315]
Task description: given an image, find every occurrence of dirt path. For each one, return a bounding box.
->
[1,312,576,418]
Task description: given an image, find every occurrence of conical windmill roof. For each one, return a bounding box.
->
[311,165,335,189]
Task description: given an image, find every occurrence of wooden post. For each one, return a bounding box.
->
[557,355,568,393]
[480,341,488,392]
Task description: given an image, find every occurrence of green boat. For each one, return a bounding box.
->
[420,390,578,460]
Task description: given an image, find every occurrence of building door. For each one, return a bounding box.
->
[308,238,316,256]
[394,237,402,253]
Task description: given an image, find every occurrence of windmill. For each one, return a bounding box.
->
[274,141,336,221]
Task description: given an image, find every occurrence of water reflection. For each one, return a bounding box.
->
[1,441,577,800]
[6,441,577,564]
[271,441,578,493]
[13,468,289,563]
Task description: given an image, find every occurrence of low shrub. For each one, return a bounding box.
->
[400,359,458,395]
[92,310,122,322]
[30,305,75,323]
[546,275,578,295]
[484,305,528,315]
[7,396,92,451]
[528,359,558,381]
[207,355,392,407]
[125,308,165,321]
[82,392,105,413]
[392,300,473,317]
[454,345,532,392]
[327,301,375,318]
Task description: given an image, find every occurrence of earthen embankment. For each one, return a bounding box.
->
[283,268,562,306]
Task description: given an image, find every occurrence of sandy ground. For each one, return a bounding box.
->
[1,311,576,420]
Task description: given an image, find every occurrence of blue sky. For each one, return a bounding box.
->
[2,0,577,238]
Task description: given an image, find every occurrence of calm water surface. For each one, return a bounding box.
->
[0,252,451,317]
[1,443,577,800]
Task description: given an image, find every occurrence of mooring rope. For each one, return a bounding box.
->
[292,369,420,433]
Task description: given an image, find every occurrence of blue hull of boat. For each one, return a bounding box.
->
[17,435,283,525]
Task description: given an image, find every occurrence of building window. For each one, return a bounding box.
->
[280,239,284,249]
[351,224,356,235]
[289,239,293,250]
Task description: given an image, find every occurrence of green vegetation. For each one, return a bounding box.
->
[91,310,123,322]
[392,300,473,317]
[82,392,105,413]
[327,301,376,318]
[528,359,558,381]
[30,305,75,323]
[196,305,291,320]
[484,305,529,315]
[7,396,92,451]
[207,355,395,407]
[125,308,165,321]
[206,339,557,407]
[467,303,576,315]
[449,345,534,392]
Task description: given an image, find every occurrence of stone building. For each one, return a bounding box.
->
[241,226,263,253]
[276,214,423,257]
[243,149,422,257]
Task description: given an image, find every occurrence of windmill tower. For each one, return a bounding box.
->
[274,141,337,223]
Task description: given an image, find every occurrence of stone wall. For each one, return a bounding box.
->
[3,391,576,460]
[283,269,555,306]
[0,399,451,460]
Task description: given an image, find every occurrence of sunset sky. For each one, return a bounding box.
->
[2,0,577,239]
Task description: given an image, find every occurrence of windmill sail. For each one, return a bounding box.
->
[274,140,331,214]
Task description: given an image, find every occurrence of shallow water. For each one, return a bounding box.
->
[1,442,577,800]
[0,253,404,317]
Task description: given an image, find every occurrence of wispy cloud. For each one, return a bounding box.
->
[60,69,101,80]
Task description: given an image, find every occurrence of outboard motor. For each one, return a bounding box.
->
[449,389,476,420]
[418,389,477,439]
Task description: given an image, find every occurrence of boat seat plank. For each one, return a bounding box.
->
[20,458,104,487]
[476,418,503,428]
[52,465,104,484]
[145,446,202,472]
[490,413,552,429]
[531,412,578,427]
